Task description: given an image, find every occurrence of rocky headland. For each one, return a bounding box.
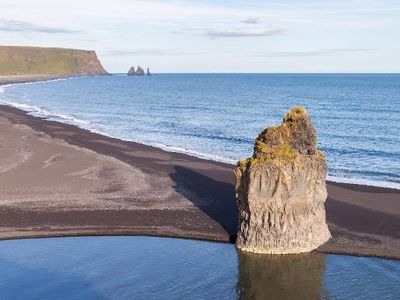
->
[235,106,331,254]
[0,46,108,76]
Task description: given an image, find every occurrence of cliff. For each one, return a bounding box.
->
[235,106,331,254]
[0,46,108,76]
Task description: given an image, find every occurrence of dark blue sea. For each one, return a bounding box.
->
[1,74,399,188]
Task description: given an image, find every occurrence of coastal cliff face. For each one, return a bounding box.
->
[235,106,331,254]
[0,46,108,76]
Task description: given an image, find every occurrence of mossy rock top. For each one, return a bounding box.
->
[237,106,320,169]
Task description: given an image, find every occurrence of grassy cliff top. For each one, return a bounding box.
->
[0,46,108,76]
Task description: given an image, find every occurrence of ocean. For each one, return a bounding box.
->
[1,73,399,188]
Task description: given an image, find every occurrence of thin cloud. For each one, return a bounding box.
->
[103,49,202,56]
[205,28,285,39]
[242,17,259,24]
[251,48,376,57]
[0,19,81,33]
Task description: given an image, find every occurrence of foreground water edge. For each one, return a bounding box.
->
[0,236,398,300]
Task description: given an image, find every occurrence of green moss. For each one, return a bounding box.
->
[258,143,298,163]
[236,106,313,169]
[237,158,249,169]
[237,157,257,168]
[237,142,298,171]
[283,106,308,122]
[255,140,268,154]
[271,144,297,159]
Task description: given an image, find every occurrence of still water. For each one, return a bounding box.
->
[0,236,398,300]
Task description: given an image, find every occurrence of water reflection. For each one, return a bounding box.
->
[0,237,398,299]
[237,251,329,300]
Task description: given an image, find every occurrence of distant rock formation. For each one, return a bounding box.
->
[127,66,135,75]
[235,106,331,254]
[0,46,108,76]
[127,65,151,76]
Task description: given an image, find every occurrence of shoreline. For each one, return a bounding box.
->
[2,76,399,191]
[0,76,399,259]
[0,74,75,86]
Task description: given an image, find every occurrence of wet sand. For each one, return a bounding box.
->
[0,75,70,86]
[0,77,399,259]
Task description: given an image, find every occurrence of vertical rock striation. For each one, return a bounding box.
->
[235,106,331,254]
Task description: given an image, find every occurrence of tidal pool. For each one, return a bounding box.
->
[0,236,398,299]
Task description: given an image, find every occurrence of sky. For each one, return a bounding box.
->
[0,0,399,73]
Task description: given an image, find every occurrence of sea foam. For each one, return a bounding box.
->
[327,176,400,190]
[0,98,90,126]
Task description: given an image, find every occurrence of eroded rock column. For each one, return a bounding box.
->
[235,106,331,254]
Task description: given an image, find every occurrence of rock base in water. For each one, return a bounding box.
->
[235,106,331,254]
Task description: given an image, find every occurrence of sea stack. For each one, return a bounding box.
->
[235,106,331,254]
[127,65,151,76]
[127,66,136,76]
